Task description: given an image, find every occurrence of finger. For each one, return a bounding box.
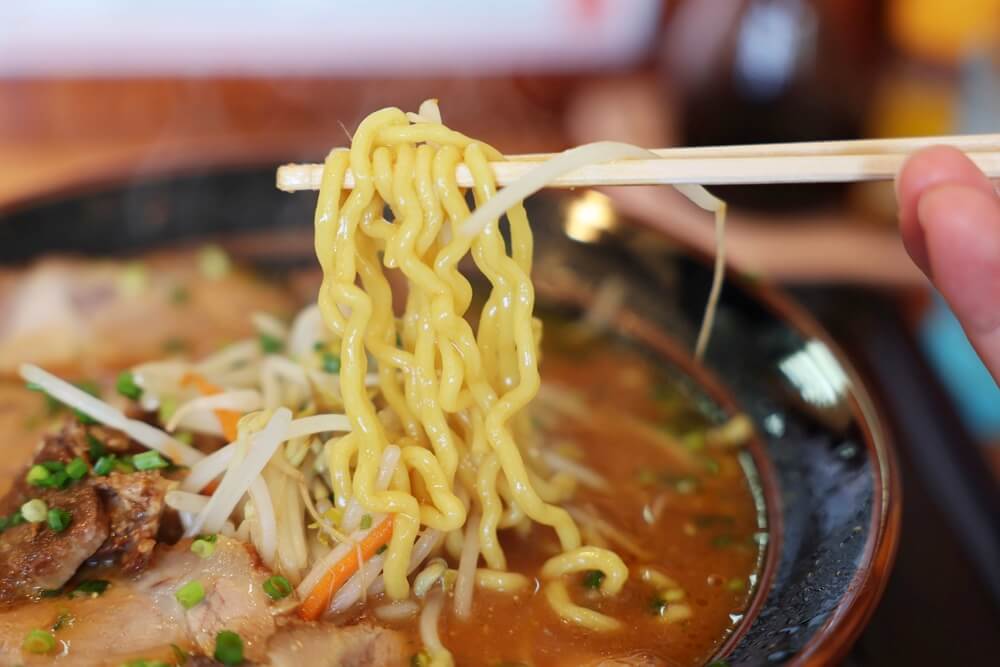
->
[895,146,997,276]
[919,183,1000,377]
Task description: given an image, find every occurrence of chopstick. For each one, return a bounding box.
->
[276,133,1000,192]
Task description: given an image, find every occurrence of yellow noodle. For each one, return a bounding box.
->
[311,102,626,607]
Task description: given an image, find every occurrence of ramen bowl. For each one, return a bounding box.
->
[0,168,900,665]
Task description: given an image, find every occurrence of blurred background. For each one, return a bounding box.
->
[0,0,998,661]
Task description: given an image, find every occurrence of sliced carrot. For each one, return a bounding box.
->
[298,515,395,621]
[181,372,241,443]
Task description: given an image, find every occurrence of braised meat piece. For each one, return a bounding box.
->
[91,471,171,572]
[0,421,134,515]
[0,483,109,603]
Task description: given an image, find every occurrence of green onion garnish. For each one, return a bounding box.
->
[158,396,178,423]
[191,538,216,559]
[22,629,56,654]
[116,370,143,400]
[121,660,171,667]
[169,285,190,305]
[93,455,116,476]
[8,510,25,527]
[198,533,219,544]
[114,456,136,474]
[582,570,605,590]
[21,499,48,523]
[322,352,341,374]
[133,450,169,471]
[214,630,244,665]
[0,515,9,532]
[51,611,73,632]
[360,514,373,530]
[259,333,284,354]
[263,575,293,601]
[27,464,50,486]
[176,431,194,445]
[47,507,71,532]
[71,580,109,598]
[66,457,88,480]
[86,432,106,460]
[198,245,231,280]
[175,580,205,609]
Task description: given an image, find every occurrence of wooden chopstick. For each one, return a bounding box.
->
[276,134,1000,192]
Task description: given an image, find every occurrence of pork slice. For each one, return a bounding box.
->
[137,536,275,660]
[0,484,109,603]
[91,471,171,572]
[266,623,410,667]
[0,537,276,665]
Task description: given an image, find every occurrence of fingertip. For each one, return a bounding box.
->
[896,146,996,277]
[918,183,1000,334]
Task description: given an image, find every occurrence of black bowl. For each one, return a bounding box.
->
[0,168,900,665]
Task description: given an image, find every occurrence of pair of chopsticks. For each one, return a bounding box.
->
[276,133,1000,192]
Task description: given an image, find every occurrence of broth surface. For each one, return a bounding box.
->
[352,322,764,666]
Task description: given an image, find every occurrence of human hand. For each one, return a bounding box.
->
[897,146,1000,381]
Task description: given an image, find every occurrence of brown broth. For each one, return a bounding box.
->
[356,328,765,666]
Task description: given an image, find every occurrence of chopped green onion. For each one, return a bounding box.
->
[66,457,88,480]
[259,333,284,354]
[582,570,605,590]
[711,534,734,549]
[635,468,658,486]
[263,575,293,601]
[725,578,746,592]
[47,508,71,532]
[0,515,9,532]
[322,352,341,374]
[51,610,73,632]
[198,533,219,544]
[21,499,48,523]
[116,370,143,400]
[27,464,51,486]
[38,588,63,598]
[175,580,205,609]
[214,630,244,665]
[175,431,194,445]
[93,455,116,476]
[198,245,231,280]
[707,661,730,667]
[169,285,190,305]
[118,261,149,297]
[162,337,188,354]
[191,538,216,559]
[8,510,25,527]
[313,341,326,351]
[86,433,106,460]
[71,580,109,598]
[158,396,178,423]
[674,477,699,495]
[22,629,56,654]
[360,514,373,530]
[114,456,136,474]
[681,431,706,451]
[41,460,66,473]
[121,660,171,667]
[133,450,169,471]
